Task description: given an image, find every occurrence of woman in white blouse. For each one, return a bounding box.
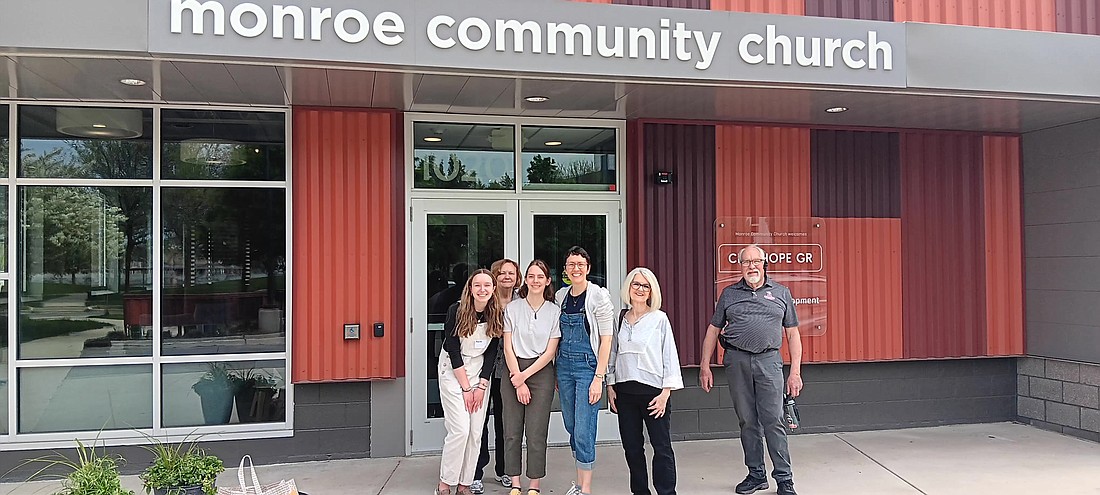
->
[606,267,684,495]
[501,260,561,495]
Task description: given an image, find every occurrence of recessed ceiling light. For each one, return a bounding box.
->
[524,95,550,103]
[423,136,443,142]
[544,141,562,146]
[92,124,107,128]
[825,106,849,113]
[120,78,147,87]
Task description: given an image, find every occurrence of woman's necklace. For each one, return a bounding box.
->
[528,299,545,319]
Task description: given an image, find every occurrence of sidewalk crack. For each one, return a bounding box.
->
[376,460,402,494]
[834,434,928,495]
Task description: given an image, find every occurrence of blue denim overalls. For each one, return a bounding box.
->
[558,290,599,470]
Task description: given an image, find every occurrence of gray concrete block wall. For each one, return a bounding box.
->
[670,358,1016,441]
[1016,357,1100,442]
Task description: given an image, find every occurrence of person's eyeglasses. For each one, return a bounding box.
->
[565,262,588,269]
[740,259,765,267]
[630,282,651,291]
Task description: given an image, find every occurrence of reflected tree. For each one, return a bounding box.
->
[527,154,561,184]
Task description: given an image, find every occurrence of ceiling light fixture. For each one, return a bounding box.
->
[544,141,562,146]
[56,107,144,139]
[825,106,849,113]
[120,78,147,87]
[524,95,550,103]
[423,136,443,143]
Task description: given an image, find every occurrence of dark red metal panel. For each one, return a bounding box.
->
[613,0,711,8]
[715,125,811,218]
[1056,0,1100,34]
[983,136,1024,356]
[895,0,1057,30]
[811,130,901,218]
[806,0,894,19]
[629,123,716,366]
[292,108,403,382]
[713,0,805,12]
[900,132,987,359]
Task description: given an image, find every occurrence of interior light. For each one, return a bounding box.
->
[825,106,849,113]
[120,78,147,87]
[92,124,107,128]
[524,95,550,103]
[544,141,562,146]
[56,108,144,139]
[423,136,443,143]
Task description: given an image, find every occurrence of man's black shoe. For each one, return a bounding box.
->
[777,479,797,495]
[734,476,768,494]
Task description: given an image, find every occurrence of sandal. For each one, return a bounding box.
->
[508,489,522,495]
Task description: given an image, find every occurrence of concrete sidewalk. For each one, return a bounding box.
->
[4,422,1099,494]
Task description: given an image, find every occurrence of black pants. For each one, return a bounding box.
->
[474,377,504,480]
[616,390,677,495]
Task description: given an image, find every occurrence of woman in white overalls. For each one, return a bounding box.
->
[436,268,504,495]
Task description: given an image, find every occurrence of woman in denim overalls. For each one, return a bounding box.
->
[554,246,616,495]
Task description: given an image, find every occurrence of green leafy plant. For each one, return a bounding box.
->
[139,435,224,495]
[22,438,135,495]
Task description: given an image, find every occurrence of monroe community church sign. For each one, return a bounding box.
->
[153,0,906,88]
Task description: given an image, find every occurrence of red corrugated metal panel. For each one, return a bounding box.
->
[983,136,1025,356]
[799,219,903,362]
[631,123,716,366]
[811,130,901,218]
[1056,0,1100,34]
[613,0,710,8]
[292,108,403,382]
[712,0,805,13]
[626,121,647,269]
[895,0,1057,30]
[572,0,613,3]
[715,125,811,218]
[807,0,894,19]
[900,132,987,359]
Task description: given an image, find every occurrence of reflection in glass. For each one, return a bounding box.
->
[163,360,286,427]
[521,127,616,191]
[18,106,153,179]
[18,187,153,359]
[532,215,607,290]
[1,283,7,434]
[1,104,8,176]
[161,188,286,355]
[425,214,504,418]
[413,123,515,190]
[19,365,153,433]
[162,110,286,181]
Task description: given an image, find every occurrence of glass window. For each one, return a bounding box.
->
[1,104,8,176]
[1,283,7,434]
[532,214,608,290]
[161,188,286,356]
[18,106,153,179]
[162,110,286,181]
[521,126,616,191]
[413,123,515,190]
[19,365,153,433]
[18,186,153,359]
[162,360,286,427]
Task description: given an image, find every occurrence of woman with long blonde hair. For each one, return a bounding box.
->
[436,268,505,495]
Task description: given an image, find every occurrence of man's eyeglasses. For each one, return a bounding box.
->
[739,259,765,267]
[565,262,588,269]
[630,282,651,291]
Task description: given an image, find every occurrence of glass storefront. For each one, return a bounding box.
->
[1,105,290,441]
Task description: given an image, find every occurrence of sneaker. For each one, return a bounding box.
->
[734,475,768,494]
[469,480,484,494]
[526,490,541,495]
[777,480,797,495]
[433,488,452,495]
[564,481,580,495]
[507,489,521,495]
[497,475,513,488]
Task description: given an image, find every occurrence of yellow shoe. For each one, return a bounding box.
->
[526,490,541,495]
[508,489,521,495]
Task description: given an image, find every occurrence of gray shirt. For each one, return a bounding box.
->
[710,277,799,353]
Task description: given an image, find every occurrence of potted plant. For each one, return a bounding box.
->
[229,368,278,423]
[192,363,236,425]
[23,438,135,495]
[140,436,225,495]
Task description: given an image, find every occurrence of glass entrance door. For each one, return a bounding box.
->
[410,199,622,453]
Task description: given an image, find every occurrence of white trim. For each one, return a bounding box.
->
[4,101,14,438]
[159,352,287,364]
[283,106,294,431]
[0,427,293,452]
[152,105,163,431]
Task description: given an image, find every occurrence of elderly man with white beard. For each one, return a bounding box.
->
[698,244,803,495]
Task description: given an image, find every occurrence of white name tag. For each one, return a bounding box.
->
[474,339,488,349]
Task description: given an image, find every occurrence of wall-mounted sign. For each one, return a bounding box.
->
[152,0,906,88]
[715,217,827,336]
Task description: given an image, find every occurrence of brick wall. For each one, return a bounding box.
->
[1017,357,1100,442]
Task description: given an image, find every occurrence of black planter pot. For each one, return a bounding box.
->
[153,485,204,495]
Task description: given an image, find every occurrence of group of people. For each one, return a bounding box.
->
[434,244,803,495]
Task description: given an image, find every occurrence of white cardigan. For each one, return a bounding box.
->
[554,283,616,356]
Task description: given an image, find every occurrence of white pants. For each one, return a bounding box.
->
[438,354,488,486]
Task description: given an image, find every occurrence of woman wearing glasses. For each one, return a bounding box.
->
[606,268,683,495]
[554,246,616,495]
[502,260,561,495]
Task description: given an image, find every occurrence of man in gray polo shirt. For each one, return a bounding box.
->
[699,244,804,495]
